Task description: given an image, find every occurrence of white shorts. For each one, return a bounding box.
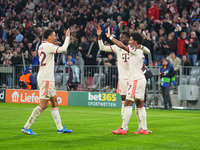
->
[126,78,146,101]
[117,78,129,95]
[38,81,56,100]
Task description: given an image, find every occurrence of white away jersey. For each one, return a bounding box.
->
[111,45,129,79]
[128,46,145,80]
[98,40,129,79]
[37,41,60,81]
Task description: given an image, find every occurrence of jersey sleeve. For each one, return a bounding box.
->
[141,45,150,54]
[49,36,70,54]
[98,40,116,53]
[128,45,150,55]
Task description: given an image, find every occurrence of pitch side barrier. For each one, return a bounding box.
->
[2,88,129,108]
[1,65,200,107]
[3,89,68,106]
[68,91,127,108]
[0,64,168,93]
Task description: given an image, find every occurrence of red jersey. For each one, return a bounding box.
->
[177,38,187,55]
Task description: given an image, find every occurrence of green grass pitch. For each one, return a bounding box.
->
[0,103,200,150]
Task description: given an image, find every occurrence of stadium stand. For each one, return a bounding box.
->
[0,0,199,95]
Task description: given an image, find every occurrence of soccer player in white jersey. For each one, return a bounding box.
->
[105,27,151,135]
[96,25,130,131]
[21,29,72,135]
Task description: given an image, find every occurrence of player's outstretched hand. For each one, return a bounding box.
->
[66,29,70,37]
[105,27,111,38]
[96,25,102,36]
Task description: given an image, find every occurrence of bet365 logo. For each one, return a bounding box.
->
[88,92,116,101]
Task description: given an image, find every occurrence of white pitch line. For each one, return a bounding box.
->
[148,115,200,119]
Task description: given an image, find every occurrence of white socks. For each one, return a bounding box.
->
[135,105,142,130]
[137,107,147,130]
[122,106,132,130]
[24,106,43,129]
[51,107,63,130]
[121,101,125,121]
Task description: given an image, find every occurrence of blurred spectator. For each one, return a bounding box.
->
[15,30,24,45]
[31,51,39,66]
[1,48,13,67]
[192,25,200,40]
[190,3,200,19]
[67,59,80,91]
[158,0,167,18]
[16,47,22,56]
[56,20,64,41]
[1,48,13,86]
[166,52,181,74]
[85,21,95,40]
[19,67,37,89]
[162,13,174,35]
[75,52,84,69]
[159,28,167,42]
[185,31,199,66]
[25,0,35,14]
[33,0,40,6]
[19,42,26,53]
[42,16,50,27]
[0,44,5,64]
[59,52,68,65]
[155,36,165,61]
[142,32,154,62]
[26,42,33,54]
[128,15,139,30]
[177,32,187,59]
[98,19,106,39]
[164,33,177,56]
[148,1,159,23]
[78,36,89,64]
[181,55,191,75]
[2,25,7,42]
[107,53,116,66]
[167,0,178,18]
[67,35,78,58]
[180,22,189,34]
[10,51,22,66]
[32,36,41,51]
[23,50,32,66]
[85,36,98,65]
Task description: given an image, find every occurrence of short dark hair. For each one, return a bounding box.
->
[43,29,54,39]
[104,60,109,63]
[162,58,169,64]
[121,31,130,38]
[130,32,143,44]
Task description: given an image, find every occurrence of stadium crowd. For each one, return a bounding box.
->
[0,0,200,88]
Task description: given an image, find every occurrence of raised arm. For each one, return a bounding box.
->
[97,25,113,52]
[106,27,129,52]
[56,29,70,53]
[140,45,150,54]
[98,40,113,52]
